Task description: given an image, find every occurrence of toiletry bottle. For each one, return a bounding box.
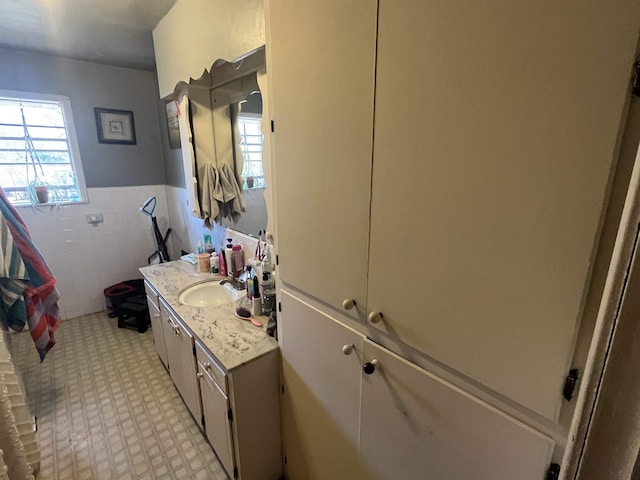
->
[252,294,262,317]
[210,252,219,274]
[246,267,254,299]
[219,248,227,276]
[232,245,244,276]
[225,239,234,277]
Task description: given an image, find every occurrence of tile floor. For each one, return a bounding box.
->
[11,312,228,480]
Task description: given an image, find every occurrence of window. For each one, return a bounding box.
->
[0,90,87,205]
[238,114,265,188]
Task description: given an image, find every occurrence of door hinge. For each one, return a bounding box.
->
[192,345,196,356]
[633,61,640,97]
[546,463,560,480]
[281,384,285,394]
[284,455,287,465]
[233,466,238,478]
[563,369,580,401]
[278,302,282,312]
[276,254,279,265]
[270,120,275,133]
[227,409,233,421]
[201,416,205,429]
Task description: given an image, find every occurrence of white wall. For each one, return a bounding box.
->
[18,186,170,320]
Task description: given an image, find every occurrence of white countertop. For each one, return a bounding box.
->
[140,260,278,372]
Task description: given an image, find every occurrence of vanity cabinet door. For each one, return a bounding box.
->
[159,299,202,423]
[147,296,168,368]
[199,362,234,477]
[268,0,377,317]
[280,289,366,480]
[366,0,640,419]
[359,339,555,480]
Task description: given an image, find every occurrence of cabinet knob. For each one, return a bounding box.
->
[363,358,380,375]
[153,313,160,318]
[342,344,355,355]
[368,311,383,324]
[342,298,356,310]
[196,372,203,379]
[203,362,211,370]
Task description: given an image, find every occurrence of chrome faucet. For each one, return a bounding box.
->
[220,277,246,291]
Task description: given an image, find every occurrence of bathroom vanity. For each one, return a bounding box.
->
[140,261,281,480]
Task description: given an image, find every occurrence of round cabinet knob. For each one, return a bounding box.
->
[342,299,356,310]
[203,362,211,370]
[363,358,380,375]
[368,311,383,324]
[196,372,203,379]
[153,313,160,318]
[342,344,355,355]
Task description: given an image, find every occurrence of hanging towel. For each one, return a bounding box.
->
[0,186,60,361]
[0,217,28,331]
[200,163,246,228]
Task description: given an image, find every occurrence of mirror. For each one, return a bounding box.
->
[219,87,267,237]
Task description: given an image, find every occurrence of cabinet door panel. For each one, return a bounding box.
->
[174,321,201,422]
[280,289,366,480]
[160,303,180,378]
[269,0,376,315]
[368,0,640,418]
[147,297,168,368]
[359,340,554,480]
[200,367,234,477]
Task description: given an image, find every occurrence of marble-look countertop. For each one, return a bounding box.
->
[139,260,278,373]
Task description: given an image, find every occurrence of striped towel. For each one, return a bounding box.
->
[0,186,60,361]
[0,217,29,330]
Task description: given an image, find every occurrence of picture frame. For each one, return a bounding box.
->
[164,99,181,149]
[94,108,136,145]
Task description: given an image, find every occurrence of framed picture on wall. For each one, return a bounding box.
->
[165,99,180,149]
[94,108,136,145]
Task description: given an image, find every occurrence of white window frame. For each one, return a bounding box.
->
[237,112,265,188]
[0,89,88,206]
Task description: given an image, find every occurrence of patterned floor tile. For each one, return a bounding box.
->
[12,312,229,480]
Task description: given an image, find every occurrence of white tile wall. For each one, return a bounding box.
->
[17,185,171,320]
[165,185,264,268]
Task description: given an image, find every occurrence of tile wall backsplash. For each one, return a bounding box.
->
[18,185,170,320]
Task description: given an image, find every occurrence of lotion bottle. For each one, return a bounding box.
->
[224,239,234,277]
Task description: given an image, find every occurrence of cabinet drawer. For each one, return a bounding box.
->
[144,280,159,309]
[195,341,227,394]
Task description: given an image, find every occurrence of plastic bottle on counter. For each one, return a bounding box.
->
[232,245,244,276]
[252,294,262,317]
[225,239,234,277]
[219,248,227,276]
[210,252,220,274]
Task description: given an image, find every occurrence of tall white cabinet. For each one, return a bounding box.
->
[268,0,640,478]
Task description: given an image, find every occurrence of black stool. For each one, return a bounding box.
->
[117,301,150,333]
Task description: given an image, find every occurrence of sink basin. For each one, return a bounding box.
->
[178,281,244,307]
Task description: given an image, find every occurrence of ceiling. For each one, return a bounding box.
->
[0,0,177,70]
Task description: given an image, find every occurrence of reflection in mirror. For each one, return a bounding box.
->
[220,87,267,238]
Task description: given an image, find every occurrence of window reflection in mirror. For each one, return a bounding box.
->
[221,88,267,237]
